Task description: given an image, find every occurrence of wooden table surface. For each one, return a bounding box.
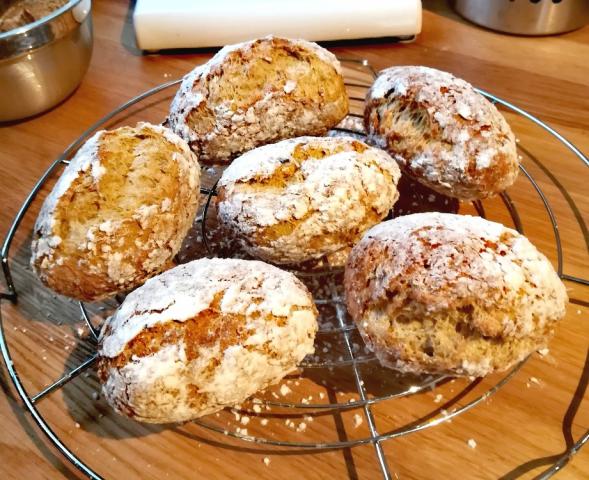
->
[0,0,587,479]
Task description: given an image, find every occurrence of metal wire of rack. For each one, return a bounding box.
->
[0,59,587,480]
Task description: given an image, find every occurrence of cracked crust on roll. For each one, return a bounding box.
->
[168,36,349,164]
[217,136,401,265]
[98,258,318,423]
[31,122,201,301]
[344,213,567,377]
[364,66,519,200]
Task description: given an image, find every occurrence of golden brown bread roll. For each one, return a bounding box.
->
[31,122,200,301]
[98,258,318,423]
[168,36,349,164]
[217,136,401,266]
[364,66,519,200]
[344,212,567,377]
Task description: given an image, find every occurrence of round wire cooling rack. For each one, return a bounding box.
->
[0,59,588,480]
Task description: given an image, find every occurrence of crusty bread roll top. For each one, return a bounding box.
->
[345,212,567,376]
[31,122,200,301]
[168,36,349,163]
[365,66,519,200]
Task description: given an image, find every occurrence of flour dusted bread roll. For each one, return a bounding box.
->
[168,36,349,163]
[98,258,317,423]
[31,122,200,301]
[344,213,567,377]
[365,66,519,200]
[217,136,401,266]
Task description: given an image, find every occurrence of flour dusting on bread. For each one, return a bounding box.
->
[345,213,567,376]
[218,136,400,265]
[168,36,348,163]
[365,66,519,200]
[99,258,317,423]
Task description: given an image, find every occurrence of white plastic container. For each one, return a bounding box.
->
[133,0,422,50]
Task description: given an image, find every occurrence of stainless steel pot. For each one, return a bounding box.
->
[454,0,589,36]
[0,0,92,122]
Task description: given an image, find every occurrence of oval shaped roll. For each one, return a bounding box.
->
[31,122,200,301]
[168,36,349,163]
[344,212,567,377]
[364,66,519,200]
[217,136,401,266]
[98,258,318,423]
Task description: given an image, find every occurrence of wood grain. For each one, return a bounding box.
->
[0,0,587,479]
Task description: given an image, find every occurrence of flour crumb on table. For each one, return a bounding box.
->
[527,377,541,387]
[353,414,363,428]
[296,422,307,432]
[467,438,477,449]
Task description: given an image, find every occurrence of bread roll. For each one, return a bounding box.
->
[364,66,519,200]
[31,122,200,301]
[98,258,318,423]
[344,213,567,377]
[217,136,401,265]
[168,36,349,163]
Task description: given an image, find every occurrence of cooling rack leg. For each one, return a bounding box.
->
[519,164,564,278]
[31,353,98,404]
[0,309,103,479]
[1,258,16,301]
[537,429,589,479]
[79,303,100,342]
[499,192,524,234]
[329,280,393,480]
[472,200,486,219]
[561,274,589,286]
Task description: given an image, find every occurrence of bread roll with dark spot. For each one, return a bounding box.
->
[365,66,518,200]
